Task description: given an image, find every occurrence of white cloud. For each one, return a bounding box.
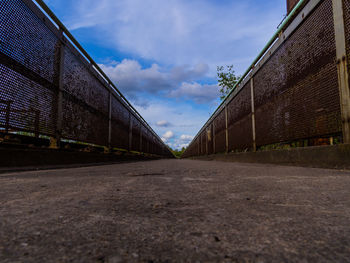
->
[170,63,209,82]
[100,60,169,95]
[169,82,220,104]
[100,60,217,106]
[172,134,194,149]
[134,99,211,138]
[156,120,171,127]
[63,0,285,73]
[163,131,175,140]
[168,135,194,150]
[179,135,193,142]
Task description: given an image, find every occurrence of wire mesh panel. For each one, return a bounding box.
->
[150,134,156,154]
[197,137,201,156]
[131,114,141,151]
[141,127,149,153]
[145,132,151,154]
[207,124,214,155]
[156,138,161,155]
[155,141,161,155]
[200,130,205,155]
[0,0,58,136]
[228,116,252,151]
[344,0,350,89]
[227,82,252,151]
[213,109,226,153]
[0,0,57,83]
[155,142,162,156]
[111,96,130,150]
[61,48,109,146]
[154,141,159,155]
[0,64,57,135]
[254,0,341,147]
[146,130,152,154]
[140,124,145,153]
[150,133,156,154]
[196,137,200,156]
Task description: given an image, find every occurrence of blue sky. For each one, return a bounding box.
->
[43,0,286,149]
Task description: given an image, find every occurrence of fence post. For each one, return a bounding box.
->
[107,92,112,152]
[128,113,133,151]
[50,30,65,149]
[225,105,229,153]
[250,77,257,151]
[332,0,350,144]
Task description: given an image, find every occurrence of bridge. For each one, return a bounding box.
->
[1,0,350,262]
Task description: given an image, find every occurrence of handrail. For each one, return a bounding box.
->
[33,0,168,150]
[186,0,307,150]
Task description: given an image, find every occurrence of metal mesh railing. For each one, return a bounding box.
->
[344,0,350,90]
[0,0,173,157]
[183,0,346,158]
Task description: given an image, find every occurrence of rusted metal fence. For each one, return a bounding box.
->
[0,0,173,157]
[183,0,350,158]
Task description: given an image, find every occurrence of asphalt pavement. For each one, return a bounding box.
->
[1,159,350,262]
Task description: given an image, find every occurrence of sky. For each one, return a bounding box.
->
[43,0,286,150]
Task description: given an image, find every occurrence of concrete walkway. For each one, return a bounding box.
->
[1,160,350,262]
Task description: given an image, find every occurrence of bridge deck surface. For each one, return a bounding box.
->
[1,160,350,262]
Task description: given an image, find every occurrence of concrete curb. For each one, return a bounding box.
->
[187,144,350,169]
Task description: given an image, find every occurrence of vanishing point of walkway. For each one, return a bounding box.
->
[1,160,350,262]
